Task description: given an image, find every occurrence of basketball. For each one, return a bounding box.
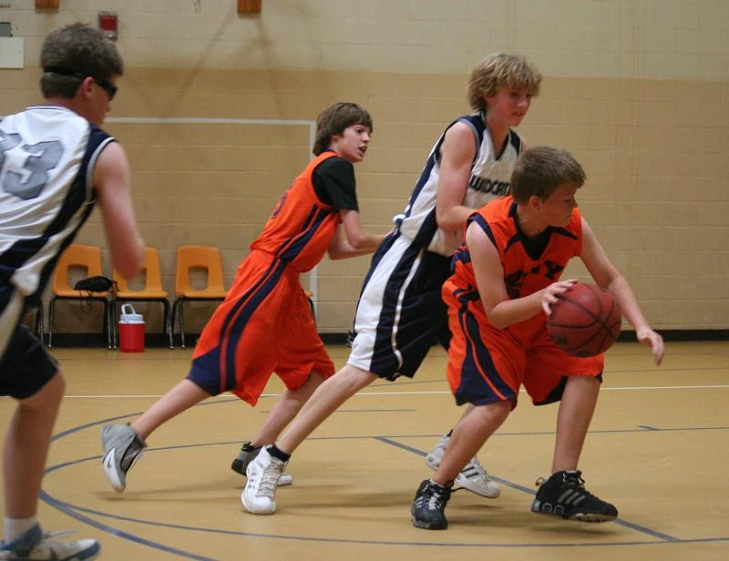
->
[546,282,622,357]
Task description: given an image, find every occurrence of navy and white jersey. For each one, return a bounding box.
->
[396,112,523,257]
[0,106,115,303]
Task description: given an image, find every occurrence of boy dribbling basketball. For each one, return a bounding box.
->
[410,146,664,530]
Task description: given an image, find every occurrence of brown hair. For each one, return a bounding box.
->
[312,103,373,156]
[40,23,124,99]
[510,146,586,203]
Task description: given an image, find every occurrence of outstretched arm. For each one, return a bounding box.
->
[94,142,145,279]
[580,218,664,364]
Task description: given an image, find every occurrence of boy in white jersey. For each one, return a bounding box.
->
[241,53,542,515]
[0,23,144,560]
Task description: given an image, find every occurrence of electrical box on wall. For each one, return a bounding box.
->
[98,11,118,40]
[238,0,261,14]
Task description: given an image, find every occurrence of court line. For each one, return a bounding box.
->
[40,410,729,558]
[56,384,729,399]
[375,437,679,542]
[41,443,726,552]
[40,489,216,561]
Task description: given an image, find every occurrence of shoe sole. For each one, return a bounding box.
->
[231,459,293,486]
[411,516,448,530]
[531,506,617,523]
[425,454,500,499]
[80,540,102,560]
[102,449,125,493]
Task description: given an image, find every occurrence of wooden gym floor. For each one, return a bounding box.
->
[1,341,727,561]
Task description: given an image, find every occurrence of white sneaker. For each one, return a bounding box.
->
[241,447,285,514]
[0,524,100,560]
[231,443,293,486]
[425,434,501,499]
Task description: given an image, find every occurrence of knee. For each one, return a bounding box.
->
[477,400,511,424]
[337,365,376,393]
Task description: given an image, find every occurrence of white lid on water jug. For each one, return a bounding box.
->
[120,303,144,324]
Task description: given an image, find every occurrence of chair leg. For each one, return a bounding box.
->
[179,300,186,349]
[110,299,118,349]
[162,300,173,349]
[35,305,44,346]
[48,298,56,348]
[171,299,179,348]
[102,300,111,349]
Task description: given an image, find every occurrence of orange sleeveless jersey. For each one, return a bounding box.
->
[250,151,341,273]
[450,196,582,342]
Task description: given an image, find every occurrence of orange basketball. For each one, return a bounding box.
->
[546,282,622,358]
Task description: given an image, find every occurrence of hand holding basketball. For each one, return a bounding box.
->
[546,282,622,358]
[541,278,578,316]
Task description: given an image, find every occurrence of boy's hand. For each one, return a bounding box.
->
[541,279,578,316]
[636,327,665,365]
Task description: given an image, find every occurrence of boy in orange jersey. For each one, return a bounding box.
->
[100,102,385,494]
[410,146,665,530]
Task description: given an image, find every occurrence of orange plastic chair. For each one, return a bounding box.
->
[171,245,227,348]
[111,248,173,349]
[48,244,112,348]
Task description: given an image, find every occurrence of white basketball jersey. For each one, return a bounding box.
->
[0,106,114,300]
[397,112,523,256]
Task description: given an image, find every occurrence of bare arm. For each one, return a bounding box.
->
[580,218,664,364]
[435,122,479,233]
[93,142,145,279]
[327,209,386,260]
[469,222,575,329]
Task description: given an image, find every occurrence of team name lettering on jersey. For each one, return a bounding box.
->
[469,175,510,196]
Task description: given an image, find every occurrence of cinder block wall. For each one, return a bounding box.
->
[1,0,727,334]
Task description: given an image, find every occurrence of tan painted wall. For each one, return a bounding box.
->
[1,0,728,333]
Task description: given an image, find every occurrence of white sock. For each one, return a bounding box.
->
[4,516,38,543]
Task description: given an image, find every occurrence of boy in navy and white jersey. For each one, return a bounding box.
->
[0,23,144,560]
[242,53,543,515]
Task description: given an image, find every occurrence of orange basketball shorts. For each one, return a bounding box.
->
[444,284,604,408]
[188,251,335,406]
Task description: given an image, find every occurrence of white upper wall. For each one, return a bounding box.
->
[3,0,729,79]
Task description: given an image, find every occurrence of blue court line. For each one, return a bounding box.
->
[40,489,217,561]
[42,442,726,551]
[374,436,679,542]
[40,411,729,558]
[34,497,711,550]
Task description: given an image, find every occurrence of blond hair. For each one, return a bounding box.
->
[467,53,542,112]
